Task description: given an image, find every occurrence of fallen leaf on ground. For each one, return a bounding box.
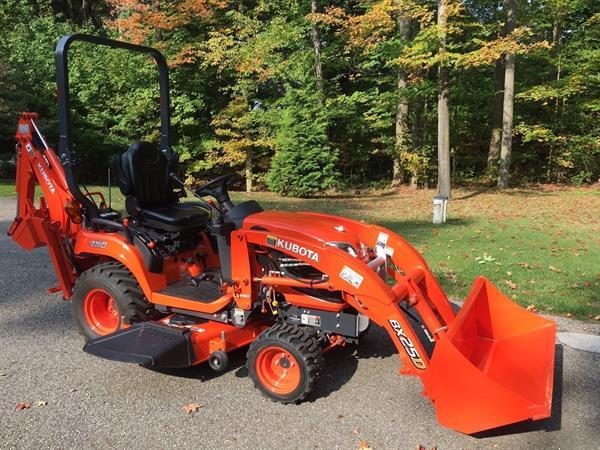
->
[505,280,517,290]
[352,428,360,435]
[34,400,47,407]
[183,403,203,414]
[566,313,573,318]
[358,440,372,449]
[549,265,562,273]
[526,304,538,312]
[594,315,600,321]
[15,402,31,410]
[444,272,457,282]
[506,271,512,276]
[583,281,592,287]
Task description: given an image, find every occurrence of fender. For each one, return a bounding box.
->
[73,230,168,298]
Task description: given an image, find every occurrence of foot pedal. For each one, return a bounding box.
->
[83,322,194,369]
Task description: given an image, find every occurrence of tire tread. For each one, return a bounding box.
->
[247,323,322,403]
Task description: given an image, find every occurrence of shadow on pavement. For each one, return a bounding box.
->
[152,346,249,383]
[150,323,399,401]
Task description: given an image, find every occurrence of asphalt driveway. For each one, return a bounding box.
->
[0,198,598,449]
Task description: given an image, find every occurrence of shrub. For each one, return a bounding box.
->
[267,89,339,197]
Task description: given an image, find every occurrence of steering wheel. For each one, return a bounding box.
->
[195,173,240,210]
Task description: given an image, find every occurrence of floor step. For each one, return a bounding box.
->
[159,279,224,304]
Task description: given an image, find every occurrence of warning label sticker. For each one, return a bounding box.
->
[301,314,321,327]
[375,232,389,259]
[340,266,364,289]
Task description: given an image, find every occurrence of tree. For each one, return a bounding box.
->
[267,88,339,196]
[497,0,516,189]
[391,6,411,187]
[486,58,504,175]
[310,0,325,93]
[437,0,451,198]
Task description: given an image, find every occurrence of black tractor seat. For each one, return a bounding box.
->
[135,202,210,232]
[114,141,210,232]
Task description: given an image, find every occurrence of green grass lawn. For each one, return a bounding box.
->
[2,178,599,319]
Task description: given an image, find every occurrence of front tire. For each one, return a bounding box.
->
[247,323,322,403]
[72,262,156,340]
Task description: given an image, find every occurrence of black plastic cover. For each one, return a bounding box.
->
[225,200,264,228]
[83,322,194,369]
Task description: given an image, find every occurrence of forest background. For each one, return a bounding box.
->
[0,0,598,197]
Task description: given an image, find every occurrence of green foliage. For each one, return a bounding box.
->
[267,89,339,196]
[0,0,598,192]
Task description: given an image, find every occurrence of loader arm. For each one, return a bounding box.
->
[8,112,81,298]
[239,211,556,434]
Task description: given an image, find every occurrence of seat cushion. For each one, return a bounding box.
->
[138,203,210,232]
[116,141,175,209]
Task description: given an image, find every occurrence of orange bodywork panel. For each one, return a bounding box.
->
[73,230,168,297]
[184,319,269,365]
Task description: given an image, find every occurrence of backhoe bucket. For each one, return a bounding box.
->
[426,276,556,434]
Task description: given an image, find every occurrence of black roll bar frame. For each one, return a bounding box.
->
[55,34,172,223]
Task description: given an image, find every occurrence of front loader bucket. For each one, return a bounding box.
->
[426,277,556,434]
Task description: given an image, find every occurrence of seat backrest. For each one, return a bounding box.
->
[113,141,175,208]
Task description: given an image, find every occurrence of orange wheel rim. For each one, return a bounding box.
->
[255,346,301,395]
[83,288,120,335]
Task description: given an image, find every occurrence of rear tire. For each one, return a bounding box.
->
[247,323,322,403]
[72,262,156,340]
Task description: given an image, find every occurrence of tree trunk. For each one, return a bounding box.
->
[497,0,516,190]
[391,9,411,188]
[310,0,324,93]
[437,0,451,198]
[82,0,90,20]
[486,58,504,175]
[245,148,253,192]
[154,0,163,41]
[548,18,563,180]
[63,0,73,18]
[553,19,562,115]
[410,97,422,188]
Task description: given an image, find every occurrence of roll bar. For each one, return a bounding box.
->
[55,34,172,223]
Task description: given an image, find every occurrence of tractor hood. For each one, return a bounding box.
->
[242,211,364,256]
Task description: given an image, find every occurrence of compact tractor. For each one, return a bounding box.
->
[9,34,557,434]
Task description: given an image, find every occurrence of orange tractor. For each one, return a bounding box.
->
[9,34,557,434]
